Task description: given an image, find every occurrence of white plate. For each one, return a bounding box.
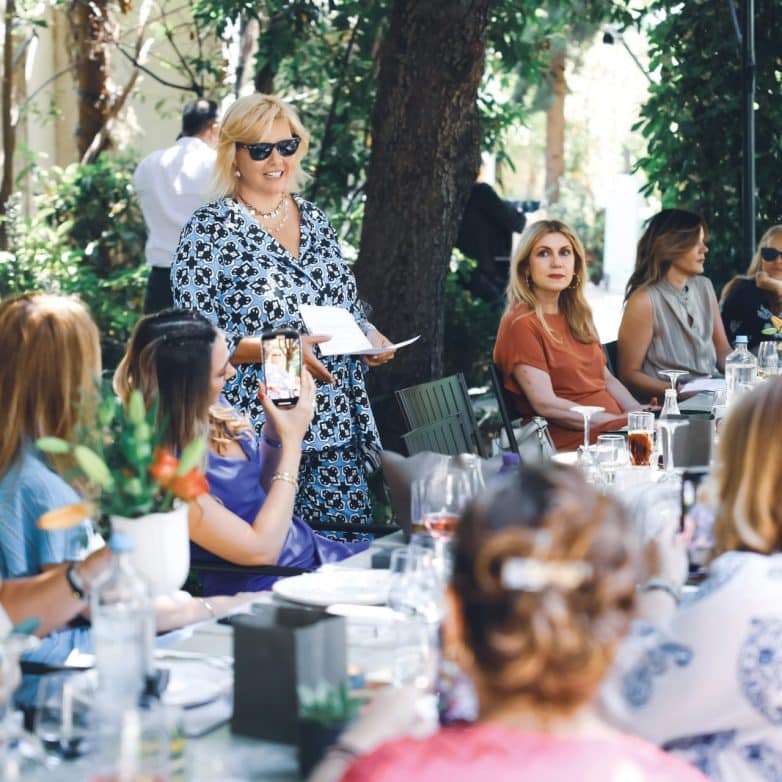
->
[326,604,398,623]
[272,569,391,607]
[157,654,233,709]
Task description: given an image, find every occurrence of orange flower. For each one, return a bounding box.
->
[149,448,179,488]
[170,468,209,501]
[38,502,95,530]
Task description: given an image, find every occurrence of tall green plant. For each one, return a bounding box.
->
[634,0,782,292]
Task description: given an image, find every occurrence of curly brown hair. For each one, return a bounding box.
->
[452,463,638,716]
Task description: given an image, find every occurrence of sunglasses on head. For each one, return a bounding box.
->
[760,247,782,262]
[235,136,301,161]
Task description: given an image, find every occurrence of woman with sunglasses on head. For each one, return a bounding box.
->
[172,94,394,538]
[617,208,732,401]
[720,225,782,351]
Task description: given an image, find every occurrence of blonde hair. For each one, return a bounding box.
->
[712,378,782,556]
[453,463,638,716]
[721,224,782,303]
[506,220,597,343]
[212,94,310,199]
[0,293,101,475]
[624,208,706,302]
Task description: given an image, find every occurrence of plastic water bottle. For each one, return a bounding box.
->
[724,336,758,406]
[90,532,154,711]
[498,452,521,475]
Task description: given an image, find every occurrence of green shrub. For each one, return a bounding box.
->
[0,154,147,367]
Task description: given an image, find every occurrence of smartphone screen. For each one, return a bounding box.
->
[261,330,302,407]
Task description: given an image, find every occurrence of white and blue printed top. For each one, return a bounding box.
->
[602,551,782,782]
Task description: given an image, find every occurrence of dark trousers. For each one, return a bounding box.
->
[144,266,175,314]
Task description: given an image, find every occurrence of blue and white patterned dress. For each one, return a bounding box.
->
[601,551,782,782]
[172,195,380,531]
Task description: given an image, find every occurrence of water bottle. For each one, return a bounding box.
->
[90,533,154,711]
[660,389,681,417]
[724,336,758,406]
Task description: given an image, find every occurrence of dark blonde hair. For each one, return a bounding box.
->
[114,309,251,454]
[0,293,101,475]
[721,224,782,303]
[506,220,597,343]
[624,208,707,302]
[213,94,310,199]
[452,463,638,716]
[712,378,782,556]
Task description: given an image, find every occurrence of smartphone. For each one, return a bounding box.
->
[261,329,302,407]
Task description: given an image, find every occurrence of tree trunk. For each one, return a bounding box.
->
[545,45,566,206]
[70,0,111,158]
[354,0,489,445]
[0,0,17,251]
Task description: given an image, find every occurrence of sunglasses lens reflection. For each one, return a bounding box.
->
[246,137,301,161]
[761,248,782,262]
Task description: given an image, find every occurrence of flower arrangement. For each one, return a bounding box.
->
[36,389,208,532]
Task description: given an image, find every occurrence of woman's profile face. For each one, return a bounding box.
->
[234,117,298,200]
[209,332,235,405]
[670,226,708,278]
[526,232,576,295]
[760,233,782,281]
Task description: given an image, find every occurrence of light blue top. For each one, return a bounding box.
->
[0,439,90,577]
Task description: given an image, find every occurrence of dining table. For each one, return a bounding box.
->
[22,531,408,781]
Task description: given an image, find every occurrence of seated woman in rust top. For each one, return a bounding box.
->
[493,220,643,451]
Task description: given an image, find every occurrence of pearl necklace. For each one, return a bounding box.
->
[239,193,290,234]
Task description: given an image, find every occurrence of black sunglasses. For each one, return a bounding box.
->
[236,136,301,161]
[760,247,782,262]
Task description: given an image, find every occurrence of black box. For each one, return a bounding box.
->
[231,604,347,743]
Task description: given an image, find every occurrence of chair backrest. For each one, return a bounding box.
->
[395,373,488,457]
[603,340,619,376]
[489,362,520,452]
[401,415,474,457]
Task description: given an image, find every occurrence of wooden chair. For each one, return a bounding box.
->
[401,414,474,456]
[395,374,488,458]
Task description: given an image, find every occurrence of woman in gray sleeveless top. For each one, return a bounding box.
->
[617,209,732,401]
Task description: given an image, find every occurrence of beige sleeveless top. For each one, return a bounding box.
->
[642,276,718,378]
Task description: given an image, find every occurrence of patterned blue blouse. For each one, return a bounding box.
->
[171,195,380,455]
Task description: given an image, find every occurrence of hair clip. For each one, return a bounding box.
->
[501,557,593,592]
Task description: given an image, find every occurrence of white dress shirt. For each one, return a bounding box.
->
[134,136,216,268]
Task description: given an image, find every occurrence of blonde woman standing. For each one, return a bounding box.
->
[493,220,641,451]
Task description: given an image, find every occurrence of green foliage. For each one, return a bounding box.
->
[634,0,782,292]
[0,155,147,362]
[298,681,362,724]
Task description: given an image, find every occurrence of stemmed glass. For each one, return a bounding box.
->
[421,469,471,576]
[757,342,780,379]
[659,369,688,393]
[657,418,689,483]
[569,405,605,462]
[594,434,628,485]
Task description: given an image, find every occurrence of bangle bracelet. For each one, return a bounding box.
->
[261,431,282,449]
[201,598,216,618]
[638,578,681,604]
[271,471,299,491]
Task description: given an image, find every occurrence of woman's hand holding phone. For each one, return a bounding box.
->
[259,369,316,450]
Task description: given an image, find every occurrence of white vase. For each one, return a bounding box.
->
[110,504,190,597]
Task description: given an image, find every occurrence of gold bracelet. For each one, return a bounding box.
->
[201,598,216,618]
[271,471,299,491]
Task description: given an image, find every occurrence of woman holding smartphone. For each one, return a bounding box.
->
[114,309,366,596]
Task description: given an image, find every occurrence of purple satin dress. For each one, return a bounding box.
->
[191,433,367,595]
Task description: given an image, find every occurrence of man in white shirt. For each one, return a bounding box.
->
[134,98,219,313]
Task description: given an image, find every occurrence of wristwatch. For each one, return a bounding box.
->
[65,563,88,601]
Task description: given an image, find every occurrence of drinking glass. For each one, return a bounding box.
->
[387,548,443,624]
[657,418,689,483]
[569,405,605,461]
[757,341,780,379]
[659,369,688,392]
[33,673,94,760]
[628,411,655,467]
[594,434,628,485]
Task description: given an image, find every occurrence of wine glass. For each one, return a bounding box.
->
[657,418,689,483]
[757,342,780,379]
[421,469,471,574]
[594,434,628,485]
[659,369,688,392]
[33,672,94,761]
[569,405,605,462]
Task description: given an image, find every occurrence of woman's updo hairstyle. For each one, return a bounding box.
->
[452,463,638,715]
